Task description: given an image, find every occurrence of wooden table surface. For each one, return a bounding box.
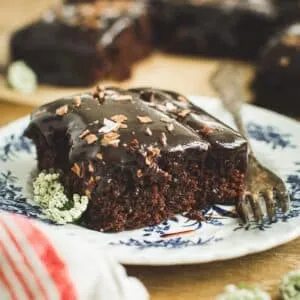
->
[1,1,300,299]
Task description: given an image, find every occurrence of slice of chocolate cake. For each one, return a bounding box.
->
[10,2,152,86]
[150,0,282,60]
[25,87,248,232]
[251,23,300,115]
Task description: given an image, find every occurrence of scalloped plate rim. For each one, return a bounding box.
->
[0,96,300,266]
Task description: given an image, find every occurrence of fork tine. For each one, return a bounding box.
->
[275,188,290,214]
[247,193,264,223]
[236,195,251,224]
[262,190,277,222]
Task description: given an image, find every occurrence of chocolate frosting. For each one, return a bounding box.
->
[25,87,247,166]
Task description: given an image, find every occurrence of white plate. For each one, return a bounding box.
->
[0,96,299,266]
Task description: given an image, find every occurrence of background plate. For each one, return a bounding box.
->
[0,96,299,265]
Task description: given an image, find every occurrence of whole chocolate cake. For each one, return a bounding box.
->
[252,23,300,115]
[25,86,248,232]
[10,2,152,86]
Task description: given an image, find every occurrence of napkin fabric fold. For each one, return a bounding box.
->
[0,212,149,300]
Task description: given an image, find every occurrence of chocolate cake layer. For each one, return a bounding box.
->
[10,2,152,86]
[150,0,280,60]
[25,87,248,232]
[252,23,300,115]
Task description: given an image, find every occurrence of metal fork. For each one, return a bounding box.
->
[211,62,290,224]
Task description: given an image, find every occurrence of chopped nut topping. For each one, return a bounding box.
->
[72,96,81,107]
[160,132,167,146]
[79,129,90,139]
[96,153,103,160]
[71,163,81,177]
[110,114,128,123]
[279,56,290,67]
[137,115,153,124]
[85,134,98,144]
[56,104,68,116]
[178,109,191,118]
[119,123,128,129]
[88,162,94,173]
[101,132,120,146]
[160,117,172,123]
[137,169,143,178]
[166,123,174,132]
[98,118,119,134]
[145,127,152,136]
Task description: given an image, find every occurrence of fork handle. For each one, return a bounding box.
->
[211,62,252,153]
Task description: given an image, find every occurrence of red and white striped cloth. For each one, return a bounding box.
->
[0,212,149,300]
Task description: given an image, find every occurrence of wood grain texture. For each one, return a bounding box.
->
[0,1,299,299]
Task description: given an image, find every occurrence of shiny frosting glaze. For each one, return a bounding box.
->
[25,87,247,166]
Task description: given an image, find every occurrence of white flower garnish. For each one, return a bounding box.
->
[33,171,88,224]
[98,118,119,134]
[280,270,300,300]
[7,61,37,95]
[216,284,270,300]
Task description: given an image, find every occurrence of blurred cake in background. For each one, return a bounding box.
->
[8,0,300,116]
[252,23,300,115]
[10,1,152,86]
[150,0,280,60]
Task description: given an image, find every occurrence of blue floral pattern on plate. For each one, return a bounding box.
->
[0,99,299,265]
